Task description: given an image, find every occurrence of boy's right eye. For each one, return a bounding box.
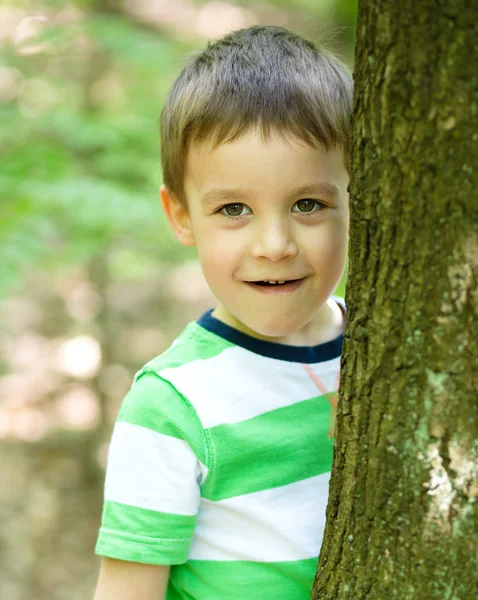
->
[219,203,251,217]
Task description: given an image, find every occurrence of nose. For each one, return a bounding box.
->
[250,218,298,262]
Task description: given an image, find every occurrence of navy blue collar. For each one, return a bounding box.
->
[196,296,345,364]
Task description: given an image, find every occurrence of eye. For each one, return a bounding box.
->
[292,199,325,213]
[219,203,251,217]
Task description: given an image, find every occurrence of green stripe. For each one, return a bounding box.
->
[117,372,207,463]
[145,322,234,372]
[167,557,318,600]
[202,395,333,501]
[96,500,196,565]
[101,500,197,540]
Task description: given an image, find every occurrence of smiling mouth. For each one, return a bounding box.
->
[245,278,306,290]
[251,279,300,286]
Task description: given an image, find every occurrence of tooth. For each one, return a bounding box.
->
[278,281,285,284]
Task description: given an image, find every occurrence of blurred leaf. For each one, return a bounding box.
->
[83,14,178,73]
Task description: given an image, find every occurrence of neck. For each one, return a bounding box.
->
[212,298,344,347]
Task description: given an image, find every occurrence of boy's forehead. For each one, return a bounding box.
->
[184,132,349,194]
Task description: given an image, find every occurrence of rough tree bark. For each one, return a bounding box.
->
[312,1,478,599]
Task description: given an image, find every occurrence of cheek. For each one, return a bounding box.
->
[195,229,241,283]
[307,221,348,262]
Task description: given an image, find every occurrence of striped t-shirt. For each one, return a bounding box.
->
[96,299,344,599]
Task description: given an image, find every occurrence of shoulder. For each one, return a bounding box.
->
[134,319,239,414]
[116,320,234,460]
[143,320,234,374]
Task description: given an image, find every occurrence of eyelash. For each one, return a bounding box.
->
[217,200,327,219]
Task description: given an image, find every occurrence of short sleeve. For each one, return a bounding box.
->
[95,369,208,565]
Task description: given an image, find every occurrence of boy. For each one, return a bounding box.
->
[94,25,352,600]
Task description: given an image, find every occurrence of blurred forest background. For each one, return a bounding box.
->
[0,0,357,598]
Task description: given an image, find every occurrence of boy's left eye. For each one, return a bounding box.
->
[292,199,324,213]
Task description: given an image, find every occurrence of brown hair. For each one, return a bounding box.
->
[160,26,353,203]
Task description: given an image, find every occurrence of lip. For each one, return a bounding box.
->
[244,278,306,294]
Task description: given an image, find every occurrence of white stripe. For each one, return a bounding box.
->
[189,472,331,562]
[159,347,340,429]
[104,421,206,515]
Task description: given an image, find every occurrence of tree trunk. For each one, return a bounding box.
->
[312,1,478,599]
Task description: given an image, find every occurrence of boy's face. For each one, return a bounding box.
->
[161,130,349,344]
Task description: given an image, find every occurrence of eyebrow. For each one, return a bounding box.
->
[199,182,340,205]
[200,188,250,205]
[289,183,340,200]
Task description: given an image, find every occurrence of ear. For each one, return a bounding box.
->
[159,185,196,246]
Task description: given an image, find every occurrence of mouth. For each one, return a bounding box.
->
[247,277,303,285]
[244,278,306,293]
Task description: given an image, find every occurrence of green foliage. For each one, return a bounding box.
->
[0,6,195,296]
[85,15,176,68]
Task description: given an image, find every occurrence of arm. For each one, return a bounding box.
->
[94,373,204,598]
[93,557,170,600]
